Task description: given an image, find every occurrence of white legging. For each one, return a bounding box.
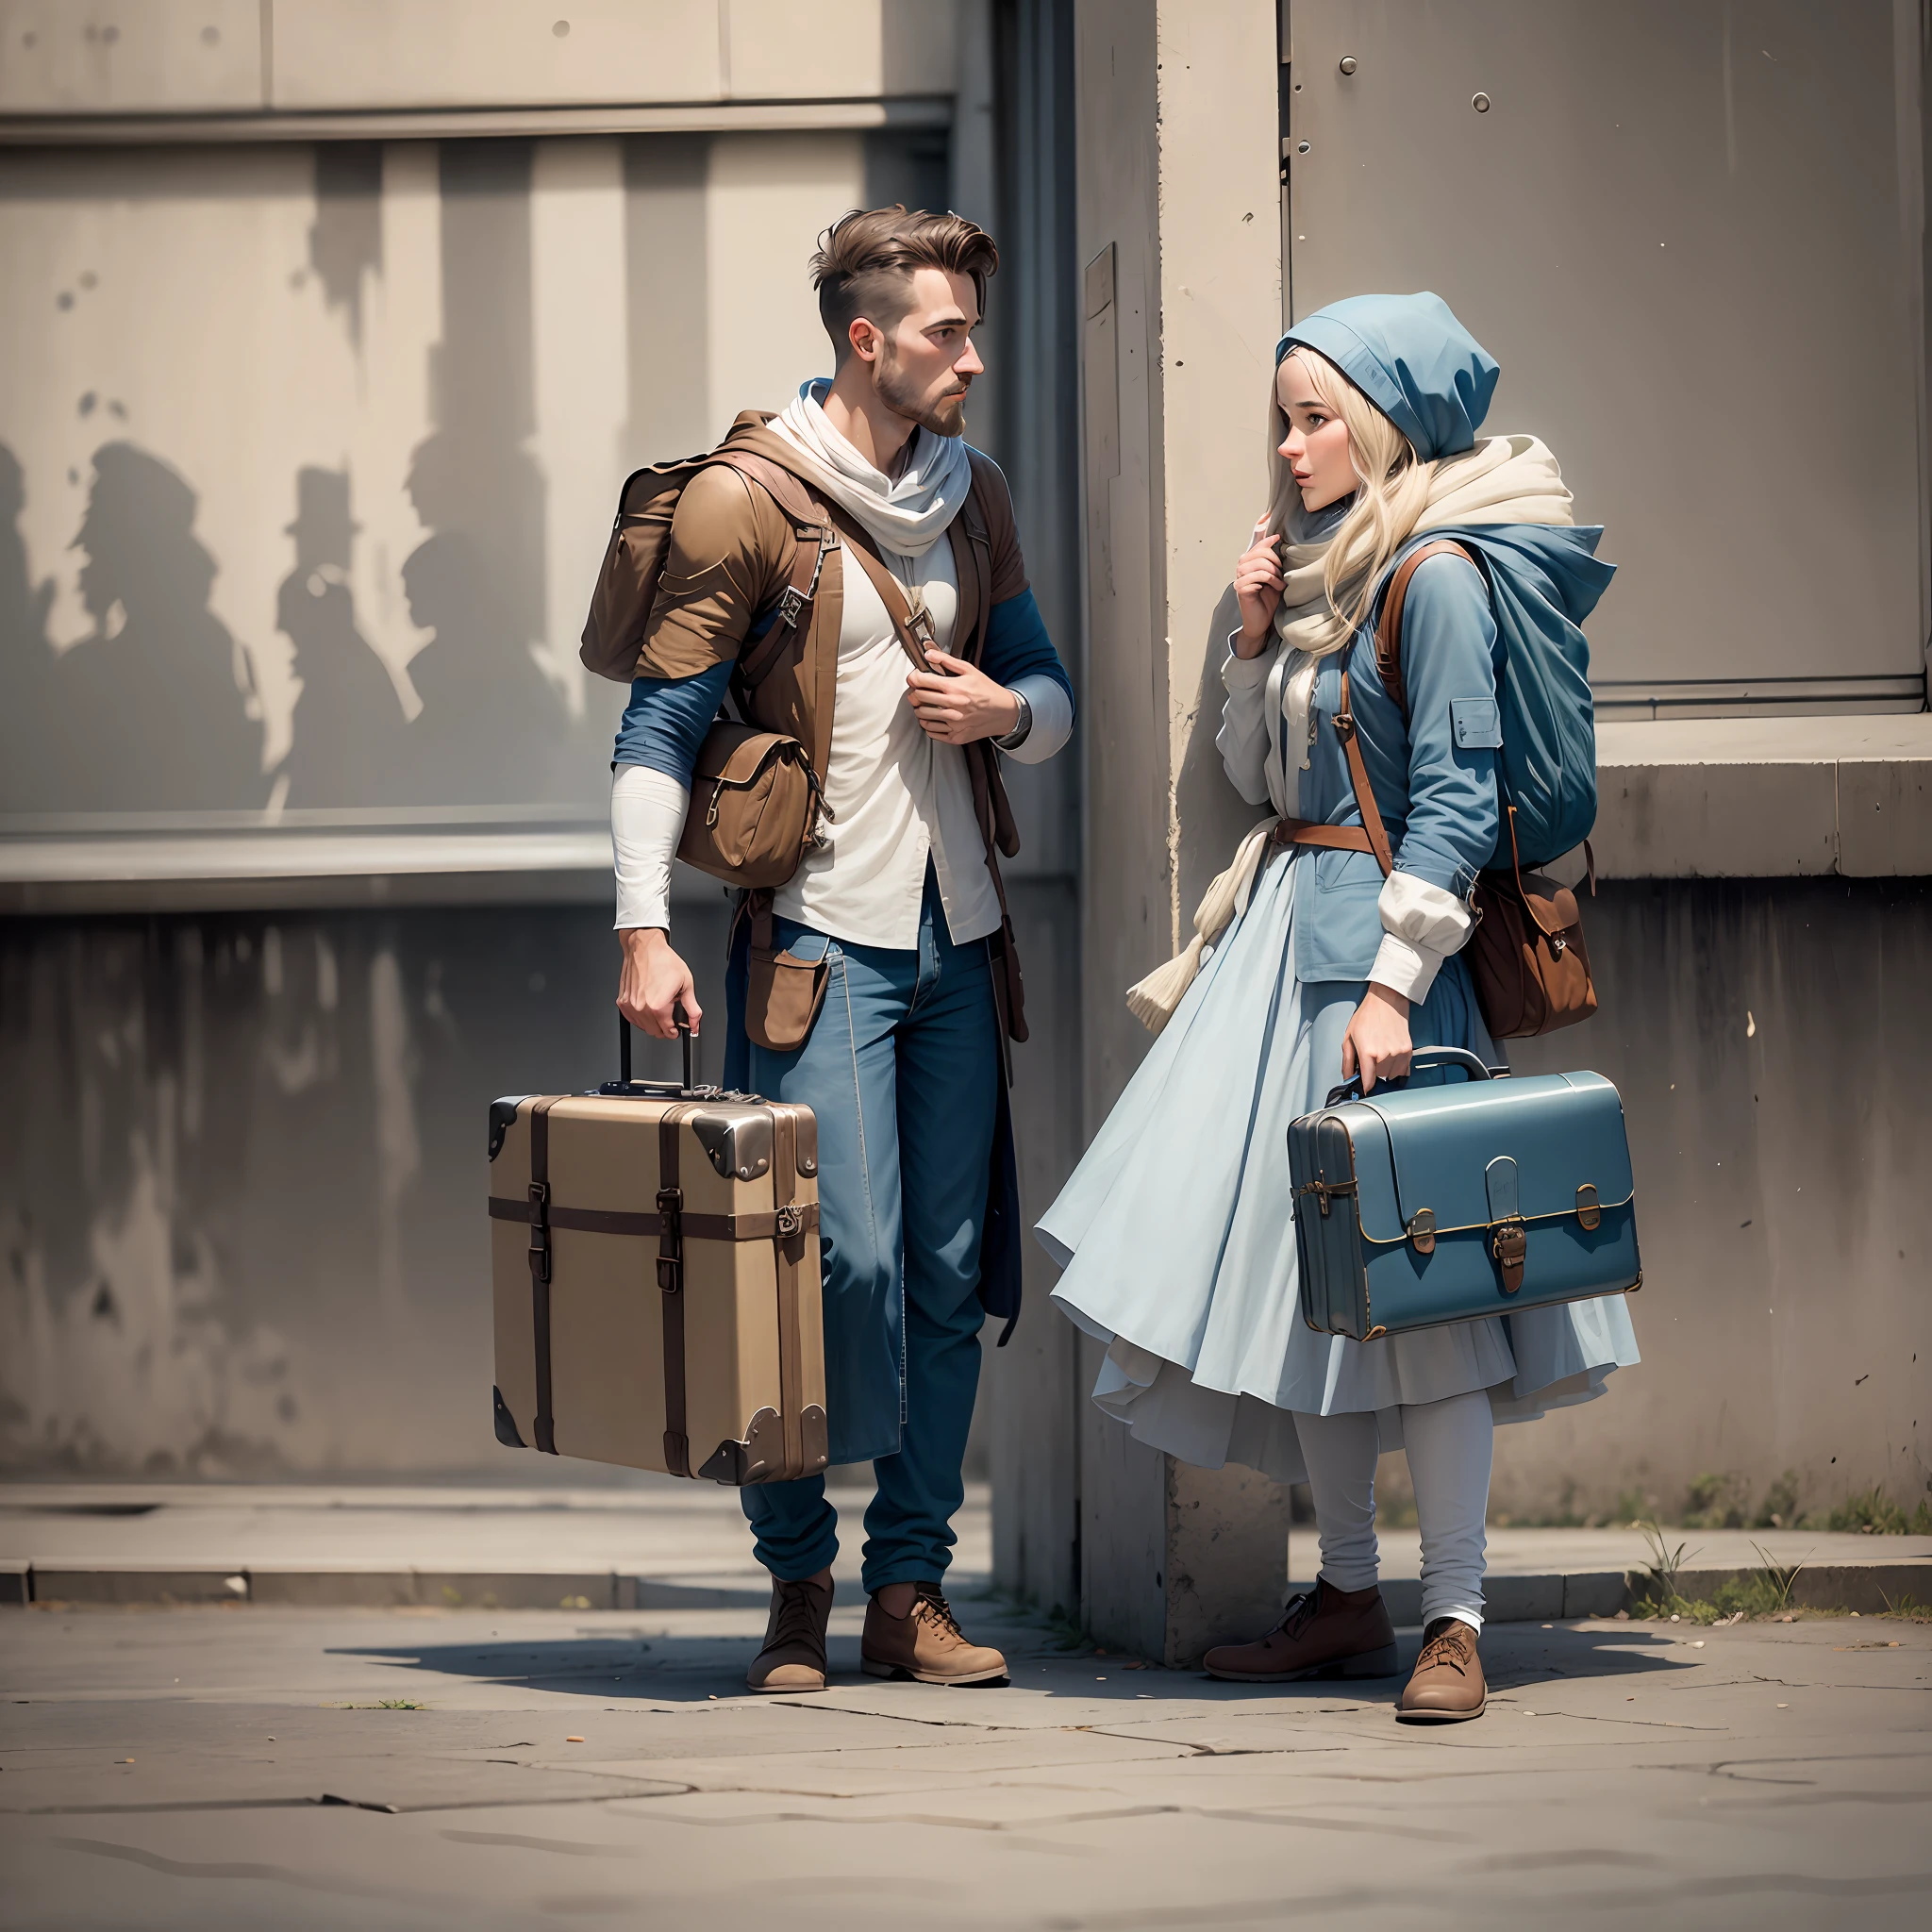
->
[1291,1388,1493,1632]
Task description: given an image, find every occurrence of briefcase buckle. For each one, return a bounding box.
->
[1490,1219,1526,1293]
[774,1203,803,1238]
[1298,1175,1357,1218]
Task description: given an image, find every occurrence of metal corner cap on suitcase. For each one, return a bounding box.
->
[487,1091,828,1485]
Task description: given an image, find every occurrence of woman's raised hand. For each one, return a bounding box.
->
[1232,516,1285,658]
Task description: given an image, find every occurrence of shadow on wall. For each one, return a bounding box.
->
[2,134,627,823]
[1,440,268,814]
[277,465,417,808]
[1174,579,1268,922]
[0,444,58,808]
[398,140,577,805]
[0,901,729,1476]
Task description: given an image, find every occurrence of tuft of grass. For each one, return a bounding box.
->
[1635,1519,1697,1600]
[1822,1488,1932,1535]
[1682,1472,1750,1530]
[375,1698,424,1710]
[1629,1524,1813,1624]
[1878,1590,1932,1623]
[1753,1470,1802,1530]
[1615,1486,1658,1526]
[1749,1541,1807,1615]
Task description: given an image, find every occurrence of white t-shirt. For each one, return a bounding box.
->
[770,537,1003,948]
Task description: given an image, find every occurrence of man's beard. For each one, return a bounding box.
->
[875,346,969,439]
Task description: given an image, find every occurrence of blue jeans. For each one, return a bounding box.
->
[724,867,1000,1594]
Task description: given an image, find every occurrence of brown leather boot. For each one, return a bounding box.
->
[861,1583,1008,1685]
[747,1574,834,1692]
[1202,1578,1399,1683]
[1398,1616,1486,1722]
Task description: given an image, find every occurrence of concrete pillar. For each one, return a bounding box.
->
[1070,0,1292,1663]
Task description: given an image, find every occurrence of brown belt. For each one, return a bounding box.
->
[1274,819,1377,855]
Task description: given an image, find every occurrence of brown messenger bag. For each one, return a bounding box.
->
[1274,540,1598,1041]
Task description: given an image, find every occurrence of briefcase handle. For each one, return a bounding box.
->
[1324,1046,1503,1108]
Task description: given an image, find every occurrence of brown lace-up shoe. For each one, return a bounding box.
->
[747,1574,834,1692]
[1202,1578,1399,1683]
[861,1583,1008,1685]
[1398,1616,1486,1722]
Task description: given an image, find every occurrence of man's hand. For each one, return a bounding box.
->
[905,649,1021,744]
[618,927,702,1040]
[1340,982,1412,1095]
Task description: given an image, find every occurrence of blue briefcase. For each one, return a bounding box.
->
[1289,1050,1641,1341]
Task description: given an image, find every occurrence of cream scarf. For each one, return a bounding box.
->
[769,378,973,560]
[1126,433,1574,1035]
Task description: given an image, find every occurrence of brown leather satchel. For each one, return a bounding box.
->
[674,724,829,889]
[1274,540,1597,1041]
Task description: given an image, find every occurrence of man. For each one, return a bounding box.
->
[608,207,1074,1691]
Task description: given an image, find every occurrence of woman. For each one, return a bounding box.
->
[1038,293,1639,1723]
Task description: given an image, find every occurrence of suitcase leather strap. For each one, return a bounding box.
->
[527,1098,560,1456]
[771,1109,805,1480]
[658,1109,691,1479]
[488,1197,819,1242]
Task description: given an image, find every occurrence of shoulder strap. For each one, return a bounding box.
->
[707,447,839,695]
[1332,672,1393,879]
[1372,538,1477,719]
[834,513,938,673]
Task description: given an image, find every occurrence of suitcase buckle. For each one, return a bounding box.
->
[657,1186,683,1294]
[774,1203,803,1238]
[527,1181,551,1283]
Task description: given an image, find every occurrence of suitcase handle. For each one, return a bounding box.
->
[1324,1047,1502,1108]
[607,1006,698,1097]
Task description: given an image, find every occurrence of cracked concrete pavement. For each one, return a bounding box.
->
[3,1590,1926,1930]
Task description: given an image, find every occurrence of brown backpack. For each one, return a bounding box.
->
[580,423,841,894]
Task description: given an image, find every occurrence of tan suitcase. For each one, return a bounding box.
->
[488,1019,827,1485]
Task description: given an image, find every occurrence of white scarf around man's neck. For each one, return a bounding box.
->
[769,379,973,560]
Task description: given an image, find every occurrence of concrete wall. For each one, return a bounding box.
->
[1044,0,1292,1660]
[0,0,964,872]
[0,2,961,117]
[1,0,1096,1493]
[1492,876,1932,1527]
[0,899,717,1474]
[1017,0,1932,1664]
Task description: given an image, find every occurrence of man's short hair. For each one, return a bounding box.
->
[810,206,999,361]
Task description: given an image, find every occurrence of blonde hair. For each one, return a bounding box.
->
[1268,347,1433,650]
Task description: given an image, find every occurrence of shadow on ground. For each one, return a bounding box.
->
[323,1616,1698,1707]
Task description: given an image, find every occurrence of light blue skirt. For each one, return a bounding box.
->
[1038,846,1640,1486]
